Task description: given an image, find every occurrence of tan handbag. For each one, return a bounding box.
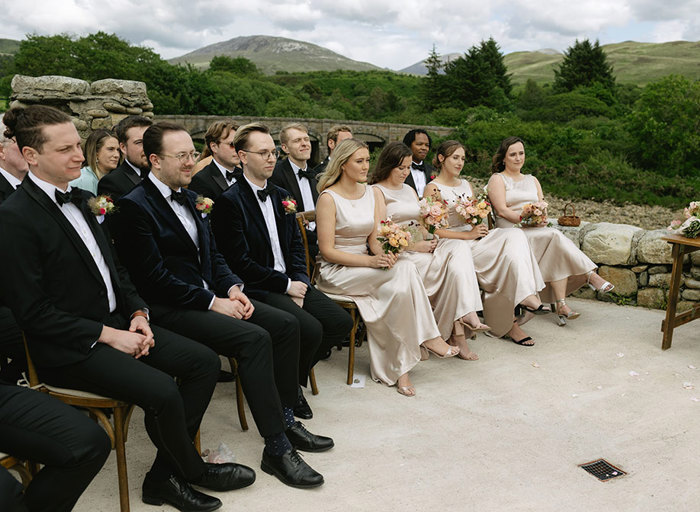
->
[558,203,581,226]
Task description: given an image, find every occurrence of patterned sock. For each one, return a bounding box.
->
[264,432,293,456]
[282,406,296,429]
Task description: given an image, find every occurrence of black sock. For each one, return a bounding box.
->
[283,406,296,429]
[264,432,293,456]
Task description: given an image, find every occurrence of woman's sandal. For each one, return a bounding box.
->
[458,318,490,333]
[520,303,551,315]
[587,272,614,294]
[423,341,460,359]
[555,298,580,321]
[503,334,535,346]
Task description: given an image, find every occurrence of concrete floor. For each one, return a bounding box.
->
[74,298,699,512]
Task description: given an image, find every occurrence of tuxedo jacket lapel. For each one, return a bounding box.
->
[210,169,228,193]
[241,181,274,257]
[23,180,108,289]
[0,174,15,204]
[125,165,142,186]
[282,160,304,208]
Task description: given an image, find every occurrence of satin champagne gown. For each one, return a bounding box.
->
[432,179,545,337]
[316,186,441,386]
[374,183,482,340]
[492,173,596,303]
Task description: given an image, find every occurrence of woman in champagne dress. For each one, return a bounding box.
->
[424,140,547,346]
[487,137,614,322]
[315,139,458,397]
[370,142,487,360]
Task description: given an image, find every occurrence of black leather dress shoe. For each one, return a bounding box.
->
[142,473,221,512]
[286,421,334,452]
[260,449,324,488]
[191,462,256,491]
[294,387,313,419]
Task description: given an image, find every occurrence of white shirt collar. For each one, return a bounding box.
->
[125,159,142,176]
[27,171,71,205]
[148,172,179,199]
[288,160,307,176]
[0,167,22,189]
[243,173,266,194]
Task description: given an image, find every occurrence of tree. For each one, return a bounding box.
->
[421,44,447,108]
[208,56,260,77]
[554,39,615,93]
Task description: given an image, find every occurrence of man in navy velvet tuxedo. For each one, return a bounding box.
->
[210,123,352,420]
[110,122,331,490]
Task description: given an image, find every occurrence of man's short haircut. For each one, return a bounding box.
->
[233,123,270,152]
[402,128,432,149]
[114,115,153,145]
[142,121,189,165]
[204,120,240,152]
[279,122,308,145]
[2,105,72,152]
[326,125,352,149]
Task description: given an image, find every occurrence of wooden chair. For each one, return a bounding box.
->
[21,333,134,512]
[226,357,249,430]
[0,453,33,488]
[296,212,365,386]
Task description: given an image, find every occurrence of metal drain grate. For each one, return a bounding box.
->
[579,459,626,481]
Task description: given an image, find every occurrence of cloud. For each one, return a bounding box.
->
[2,0,697,69]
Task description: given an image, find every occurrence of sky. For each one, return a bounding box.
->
[2,0,699,69]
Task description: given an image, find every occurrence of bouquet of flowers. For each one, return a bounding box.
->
[455,193,492,226]
[377,218,412,254]
[668,200,700,238]
[417,196,449,235]
[517,201,549,227]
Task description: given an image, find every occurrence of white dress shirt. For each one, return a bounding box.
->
[245,175,291,292]
[0,167,22,189]
[410,161,428,198]
[28,172,117,312]
[213,159,237,186]
[289,160,316,230]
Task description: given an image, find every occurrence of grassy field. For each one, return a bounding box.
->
[504,40,700,86]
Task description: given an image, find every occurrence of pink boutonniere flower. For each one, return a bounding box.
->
[282,197,297,215]
[196,196,214,217]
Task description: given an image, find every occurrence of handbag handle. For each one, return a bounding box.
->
[563,202,576,217]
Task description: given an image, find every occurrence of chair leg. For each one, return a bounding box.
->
[113,406,130,512]
[228,358,249,432]
[347,310,358,385]
[194,429,201,455]
[309,368,319,395]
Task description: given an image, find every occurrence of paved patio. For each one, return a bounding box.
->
[74,298,699,512]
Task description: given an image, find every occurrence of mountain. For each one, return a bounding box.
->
[170,35,381,74]
[401,41,700,86]
[0,38,20,55]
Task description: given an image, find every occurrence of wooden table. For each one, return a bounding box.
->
[661,234,700,349]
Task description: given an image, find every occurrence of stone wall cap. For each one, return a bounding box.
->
[11,75,90,96]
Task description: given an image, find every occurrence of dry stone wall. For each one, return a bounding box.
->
[10,75,154,140]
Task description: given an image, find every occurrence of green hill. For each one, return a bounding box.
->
[0,38,20,55]
[504,40,700,86]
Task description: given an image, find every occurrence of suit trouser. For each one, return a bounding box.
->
[260,286,353,386]
[38,325,219,482]
[0,307,25,382]
[151,299,299,437]
[0,384,111,512]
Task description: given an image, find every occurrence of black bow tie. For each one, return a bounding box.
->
[170,189,187,206]
[257,184,274,202]
[226,170,237,182]
[55,188,83,207]
[297,169,315,181]
[411,162,426,172]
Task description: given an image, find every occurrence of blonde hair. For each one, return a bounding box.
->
[279,123,308,144]
[317,138,368,192]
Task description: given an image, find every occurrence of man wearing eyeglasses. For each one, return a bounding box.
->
[111,122,330,492]
[189,120,242,201]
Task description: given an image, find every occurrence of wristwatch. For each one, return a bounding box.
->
[130,308,150,323]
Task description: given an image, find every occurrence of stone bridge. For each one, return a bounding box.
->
[156,115,454,166]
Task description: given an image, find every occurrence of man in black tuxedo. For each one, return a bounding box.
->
[189,120,242,201]
[270,123,319,260]
[0,383,111,512]
[0,106,253,512]
[311,124,352,176]
[210,123,352,420]
[97,115,152,201]
[110,121,331,489]
[0,125,28,382]
[402,129,434,198]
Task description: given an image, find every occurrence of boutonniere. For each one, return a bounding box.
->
[196,196,214,217]
[88,195,116,224]
[282,197,297,215]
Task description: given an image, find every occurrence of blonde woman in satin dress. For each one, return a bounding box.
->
[424,140,548,346]
[370,142,487,360]
[487,137,613,322]
[315,139,459,397]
